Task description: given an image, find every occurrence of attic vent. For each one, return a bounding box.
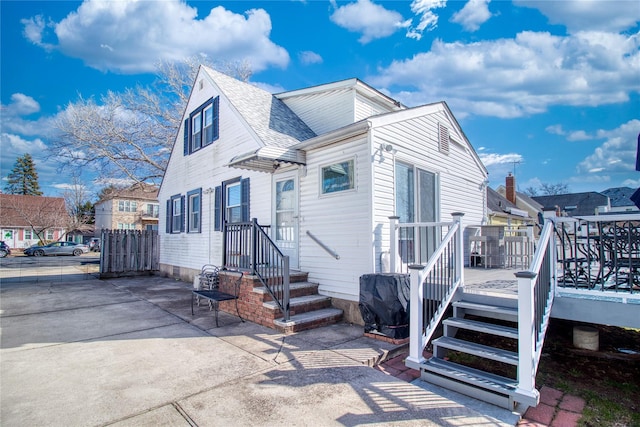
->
[438,123,450,154]
[199,79,204,90]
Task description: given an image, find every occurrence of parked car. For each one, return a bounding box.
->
[24,241,89,257]
[0,241,10,258]
[88,237,101,252]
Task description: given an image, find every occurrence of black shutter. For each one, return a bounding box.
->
[213,96,219,141]
[165,200,171,233]
[241,178,250,222]
[196,188,202,233]
[214,186,222,231]
[180,195,186,232]
[183,119,190,156]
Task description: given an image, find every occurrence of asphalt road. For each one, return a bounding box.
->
[0,251,101,284]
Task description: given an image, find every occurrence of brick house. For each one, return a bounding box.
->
[94,183,159,233]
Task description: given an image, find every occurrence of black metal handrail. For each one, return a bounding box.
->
[223,219,290,321]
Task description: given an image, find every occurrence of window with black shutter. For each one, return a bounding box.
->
[184,96,219,155]
[214,177,249,231]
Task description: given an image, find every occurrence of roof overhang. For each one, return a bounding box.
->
[227,146,306,173]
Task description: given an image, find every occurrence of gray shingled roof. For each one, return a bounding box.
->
[202,66,316,148]
[601,187,636,208]
[487,187,517,214]
[532,192,609,216]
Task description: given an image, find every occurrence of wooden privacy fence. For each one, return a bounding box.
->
[100,229,159,278]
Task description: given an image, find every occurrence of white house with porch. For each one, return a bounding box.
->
[158,65,487,324]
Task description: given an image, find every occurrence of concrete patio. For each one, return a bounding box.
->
[0,275,520,426]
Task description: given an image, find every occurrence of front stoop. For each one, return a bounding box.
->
[217,271,343,332]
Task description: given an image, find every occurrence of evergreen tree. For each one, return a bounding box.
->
[5,153,43,195]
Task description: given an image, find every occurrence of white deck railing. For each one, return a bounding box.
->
[390,213,465,368]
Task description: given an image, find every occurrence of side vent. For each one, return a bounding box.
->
[438,123,450,154]
[199,79,204,90]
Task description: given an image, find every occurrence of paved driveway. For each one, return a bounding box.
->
[0,276,518,426]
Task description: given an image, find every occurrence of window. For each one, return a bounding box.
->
[214,178,250,231]
[187,188,202,233]
[146,204,159,218]
[117,223,136,230]
[321,159,355,194]
[118,200,137,212]
[191,111,202,152]
[165,194,185,234]
[184,97,219,155]
[24,229,32,239]
[46,230,54,240]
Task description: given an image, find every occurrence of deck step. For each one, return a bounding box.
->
[433,336,518,365]
[421,358,519,409]
[443,317,518,339]
[453,300,518,322]
[273,308,343,333]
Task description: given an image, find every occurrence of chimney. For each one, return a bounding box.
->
[506,173,516,205]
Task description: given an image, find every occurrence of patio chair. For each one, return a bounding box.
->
[191,269,244,327]
[194,264,220,309]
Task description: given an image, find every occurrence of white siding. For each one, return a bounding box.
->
[280,89,355,135]
[354,91,396,122]
[371,109,487,270]
[158,74,272,273]
[298,135,372,302]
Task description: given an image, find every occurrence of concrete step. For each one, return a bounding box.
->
[452,300,518,323]
[432,336,518,365]
[263,294,331,315]
[253,281,319,302]
[443,317,518,340]
[273,308,343,334]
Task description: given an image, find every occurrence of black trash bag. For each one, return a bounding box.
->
[359,273,410,339]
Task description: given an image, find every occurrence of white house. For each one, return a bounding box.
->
[158,65,487,324]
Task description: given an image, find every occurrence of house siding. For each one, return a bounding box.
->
[280,88,355,135]
[158,75,271,277]
[371,108,486,269]
[354,91,395,122]
[298,134,372,302]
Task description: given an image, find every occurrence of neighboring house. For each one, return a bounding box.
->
[601,187,639,213]
[532,192,610,216]
[486,187,535,227]
[496,173,543,224]
[158,66,488,323]
[0,194,67,249]
[94,183,160,233]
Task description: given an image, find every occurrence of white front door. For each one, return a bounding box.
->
[273,172,299,269]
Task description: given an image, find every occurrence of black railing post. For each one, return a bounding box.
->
[251,218,258,275]
[222,221,227,268]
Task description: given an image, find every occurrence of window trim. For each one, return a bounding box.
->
[187,188,202,233]
[184,97,219,155]
[168,194,185,234]
[214,177,250,231]
[320,158,356,196]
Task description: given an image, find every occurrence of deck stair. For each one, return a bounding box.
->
[421,292,532,410]
[252,271,343,333]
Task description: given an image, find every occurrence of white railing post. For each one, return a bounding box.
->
[451,212,465,287]
[389,216,399,274]
[515,270,540,402]
[406,264,426,369]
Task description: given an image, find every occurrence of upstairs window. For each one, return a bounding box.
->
[184,97,219,155]
[118,200,138,212]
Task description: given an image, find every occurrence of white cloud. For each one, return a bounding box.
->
[451,0,493,32]
[479,152,523,167]
[330,0,411,44]
[370,30,640,118]
[577,119,640,175]
[566,130,593,141]
[23,0,289,74]
[299,51,323,65]
[515,0,640,33]
[545,124,565,135]
[406,0,447,40]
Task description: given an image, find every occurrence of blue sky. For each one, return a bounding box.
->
[1,0,639,198]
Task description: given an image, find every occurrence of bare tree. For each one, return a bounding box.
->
[50,58,253,184]
[61,174,95,236]
[540,182,569,195]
